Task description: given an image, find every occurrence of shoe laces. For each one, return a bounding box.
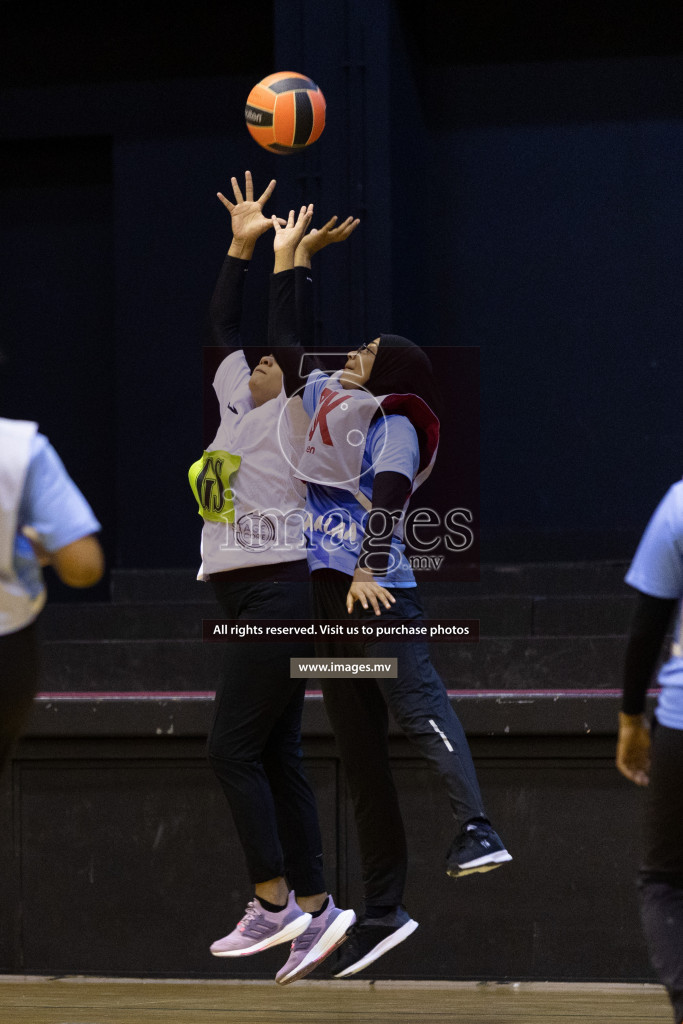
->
[238,900,261,930]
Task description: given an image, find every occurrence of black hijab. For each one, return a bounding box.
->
[363,334,442,420]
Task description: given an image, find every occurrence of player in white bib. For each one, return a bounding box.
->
[191,173,358,984]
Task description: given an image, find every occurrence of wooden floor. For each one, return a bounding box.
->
[0,978,672,1024]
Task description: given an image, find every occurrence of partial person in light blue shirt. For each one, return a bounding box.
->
[623,479,683,731]
[617,479,683,1024]
[0,416,103,774]
[10,433,103,621]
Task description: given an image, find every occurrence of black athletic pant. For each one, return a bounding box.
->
[207,562,326,896]
[312,568,487,908]
[0,621,39,775]
[639,722,683,1024]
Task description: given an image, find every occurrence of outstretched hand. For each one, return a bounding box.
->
[272,205,314,271]
[300,215,360,255]
[219,171,280,256]
[296,215,360,267]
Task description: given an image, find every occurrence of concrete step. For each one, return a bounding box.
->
[109,561,632,603]
[38,602,223,642]
[39,593,636,641]
[38,636,628,692]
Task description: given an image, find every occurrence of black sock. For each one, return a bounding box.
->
[256,896,288,913]
[310,897,330,918]
[365,903,397,919]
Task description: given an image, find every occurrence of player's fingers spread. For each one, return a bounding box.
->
[259,179,277,206]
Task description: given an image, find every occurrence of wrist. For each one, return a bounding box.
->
[228,239,255,260]
[619,711,648,727]
[273,249,295,273]
[294,248,312,269]
[353,565,374,584]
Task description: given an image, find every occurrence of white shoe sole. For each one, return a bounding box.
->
[276,909,357,985]
[333,918,419,979]
[211,912,312,958]
[447,850,513,878]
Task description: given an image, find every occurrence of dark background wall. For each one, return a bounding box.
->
[1,0,682,578]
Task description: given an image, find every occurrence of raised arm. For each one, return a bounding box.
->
[208,171,278,351]
[294,216,360,348]
[268,211,360,393]
[267,205,314,395]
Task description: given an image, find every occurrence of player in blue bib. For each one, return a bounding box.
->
[270,224,512,979]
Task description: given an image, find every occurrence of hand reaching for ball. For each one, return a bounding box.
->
[220,171,283,259]
[295,214,361,268]
[271,205,315,271]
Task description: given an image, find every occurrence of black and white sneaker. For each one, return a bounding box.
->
[333,906,418,978]
[446,822,512,878]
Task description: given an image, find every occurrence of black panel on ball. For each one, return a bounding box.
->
[293,91,314,146]
[265,142,298,154]
[268,74,317,94]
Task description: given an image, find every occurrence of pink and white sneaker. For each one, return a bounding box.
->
[275,896,356,985]
[210,891,311,957]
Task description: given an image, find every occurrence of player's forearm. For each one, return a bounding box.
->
[208,255,249,350]
[622,591,676,713]
[357,472,411,577]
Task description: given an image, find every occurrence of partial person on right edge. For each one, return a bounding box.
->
[617,478,683,1024]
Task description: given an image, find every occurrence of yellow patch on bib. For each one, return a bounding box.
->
[188,450,241,523]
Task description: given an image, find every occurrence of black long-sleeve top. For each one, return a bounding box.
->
[208,255,314,355]
[622,591,677,714]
